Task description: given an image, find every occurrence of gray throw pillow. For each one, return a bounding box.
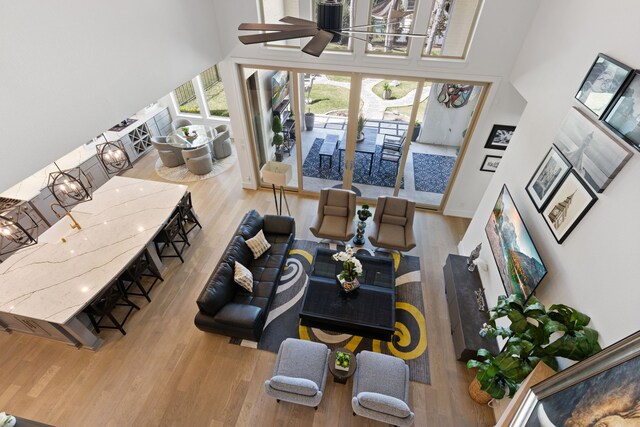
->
[269,375,318,397]
[357,392,411,418]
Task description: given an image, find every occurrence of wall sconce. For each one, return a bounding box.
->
[47,162,93,209]
[96,136,132,175]
[0,209,38,256]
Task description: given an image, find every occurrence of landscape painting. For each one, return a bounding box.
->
[485,185,547,303]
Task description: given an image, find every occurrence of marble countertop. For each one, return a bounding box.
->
[0,176,186,324]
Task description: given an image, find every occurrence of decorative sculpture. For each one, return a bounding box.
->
[467,243,481,272]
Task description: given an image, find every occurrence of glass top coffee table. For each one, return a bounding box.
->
[299,247,396,341]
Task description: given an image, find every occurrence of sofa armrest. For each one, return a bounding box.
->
[264,215,296,238]
[404,227,416,251]
[214,303,263,329]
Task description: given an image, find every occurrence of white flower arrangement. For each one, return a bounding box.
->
[332,245,363,282]
[0,413,16,427]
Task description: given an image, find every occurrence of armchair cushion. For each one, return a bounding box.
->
[324,205,348,217]
[382,214,407,226]
[377,224,407,248]
[319,216,349,238]
[269,375,319,397]
[357,392,412,418]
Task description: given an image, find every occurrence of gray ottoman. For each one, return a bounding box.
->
[264,338,330,409]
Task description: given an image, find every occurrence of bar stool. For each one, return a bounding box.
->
[118,249,163,302]
[83,281,139,336]
[177,192,202,237]
[154,211,190,263]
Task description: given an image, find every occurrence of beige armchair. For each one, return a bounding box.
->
[152,136,185,167]
[211,124,232,159]
[368,196,416,253]
[309,188,356,242]
[182,145,213,175]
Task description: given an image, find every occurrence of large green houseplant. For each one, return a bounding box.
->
[467,294,601,400]
[272,115,284,161]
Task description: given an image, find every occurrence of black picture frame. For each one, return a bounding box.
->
[541,170,597,244]
[525,147,572,212]
[484,125,516,150]
[603,70,640,153]
[480,155,501,172]
[575,53,632,118]
[511,331,640,426]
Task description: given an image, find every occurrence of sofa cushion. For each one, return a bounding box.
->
[224,236,252,267]
[355,351,408,399]
[245,229,271,259]
[237,210,264,240]
[324,205,348,217]
[214,303,262,328]
[196,262,235,316]
[357,392,411,418]
[234,262,253,292]
[382,214,407,227]
[269,375,318,397]
[263,215,295,236]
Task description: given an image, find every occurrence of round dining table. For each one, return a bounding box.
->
[166,125,217,149]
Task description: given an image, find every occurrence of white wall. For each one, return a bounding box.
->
[460,0,640,347]
[212,0,538,194]
[0,0,224,192]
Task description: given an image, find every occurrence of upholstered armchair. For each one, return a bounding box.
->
[151,136,185,167]
[210,124,232,159]
[171,118,192,131]
[309,188,356,242]
[182,145,213,175]
[352,351,415,426]
[368,196,416,253]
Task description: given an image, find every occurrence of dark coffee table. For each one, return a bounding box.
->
[299,248,396,341]
[328,347,357,384]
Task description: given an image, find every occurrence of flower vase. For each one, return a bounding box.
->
[337,276,360,293]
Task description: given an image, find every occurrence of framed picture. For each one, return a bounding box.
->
[526,147,572,212]
[484,125,516,150]
[511,331,640,427]
[541,171,597,244]
[575,53,632,118]
[554,107,632,193]
[480,155,501,172]
[603,70,640,152]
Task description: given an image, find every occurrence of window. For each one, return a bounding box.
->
[366,0,419,56]
[260,0,300,47]
[423,0,482,58]
[312,0,353,52]
[200,65,229,117]
[173,80,200,114]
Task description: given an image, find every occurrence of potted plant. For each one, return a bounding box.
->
[305,108,315,131]
[332,245,363,292]
[466,295,601,403]
[357,204,372,222]
[272,115,284,161]
[356,113,366,143]
[335,350,351,371]
[181,127,190,137]
[412,120,421,141]
[382,81,392,100]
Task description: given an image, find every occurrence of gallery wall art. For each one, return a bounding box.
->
[603,70,640,152]
[526,147,572,212]
[484,125,516,150]
[575,53,632,118]
[480,155,501,172]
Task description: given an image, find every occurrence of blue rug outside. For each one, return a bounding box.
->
[412,152,456,193]
[302,131,404,189]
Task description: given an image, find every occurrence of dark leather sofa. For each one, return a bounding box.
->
[194,210,295,341]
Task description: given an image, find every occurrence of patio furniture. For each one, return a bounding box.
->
[182,144,214,175]
[368,196,416,254]
[309,188,356,242]
[211,124,232,159]
[264,338,330,409]
[151,136,185,167]
[338,139,377,175]
[319,133,339,168]
[299,247,396,341]
[171,118,193,131]
[379,134,406,174]
[351,351,415,426]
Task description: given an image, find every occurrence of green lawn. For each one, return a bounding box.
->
[306,84,351,114]
[178,81,229,117]
[372,80,418,100]
[326,75,351,83]
[385,97,428,123]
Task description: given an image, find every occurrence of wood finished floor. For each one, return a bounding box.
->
[0,149,494,427]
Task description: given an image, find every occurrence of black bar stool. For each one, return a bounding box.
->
[118,249,163,302]
[154,211,190,263]
[177,191,202,237]
[83,281,139,336]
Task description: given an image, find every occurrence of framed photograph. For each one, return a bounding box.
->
[603,70,640,152]
[575,53,632,118]
[485,185,547,303]
[480,155,501,172]
[511,331,640,427]
[526,147,572,212]
[541,171,597,244]
[554,107,632,193]
[484,125,516,150]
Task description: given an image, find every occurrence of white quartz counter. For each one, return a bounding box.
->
[0,176,186,324]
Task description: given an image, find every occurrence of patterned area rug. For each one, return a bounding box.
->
[302,135,405,189]
[231,240,430,384]
[154,145,236,183]
[412,152,456,193]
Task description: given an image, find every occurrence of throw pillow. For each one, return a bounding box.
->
[357,392,411,418]
[234,262,253,292]
[245,229,271,259]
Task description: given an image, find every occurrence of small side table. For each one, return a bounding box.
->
[328,348,357,384]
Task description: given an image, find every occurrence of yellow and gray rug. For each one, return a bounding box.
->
[231,240,430,384]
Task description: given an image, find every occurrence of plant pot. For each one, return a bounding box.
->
[468,377,492,405]
[358,214,369,222]
[383,89,392,100]
[356,132,365,143]
[337,276,360,293]
[305,113,315,130]
[274,149,284,162]
[412,124,421,141]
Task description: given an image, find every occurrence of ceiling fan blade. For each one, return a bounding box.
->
[239,23,301,32]
[239,28,318,45]
[301,30,334,57]
[280,16,318,26]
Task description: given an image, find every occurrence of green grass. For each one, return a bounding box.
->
[178,81,229,117]
[385,97,428,123]
[372,80,418,100]
[326,75,351,83]
[306,84,351,115]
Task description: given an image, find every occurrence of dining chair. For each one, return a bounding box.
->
[182,145,214,175]
[151,136,185,167]
[171,118,193,131]
[379,134,406,174]
[211,124,232,159]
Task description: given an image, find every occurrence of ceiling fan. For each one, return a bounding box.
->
[238,0,429,57]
